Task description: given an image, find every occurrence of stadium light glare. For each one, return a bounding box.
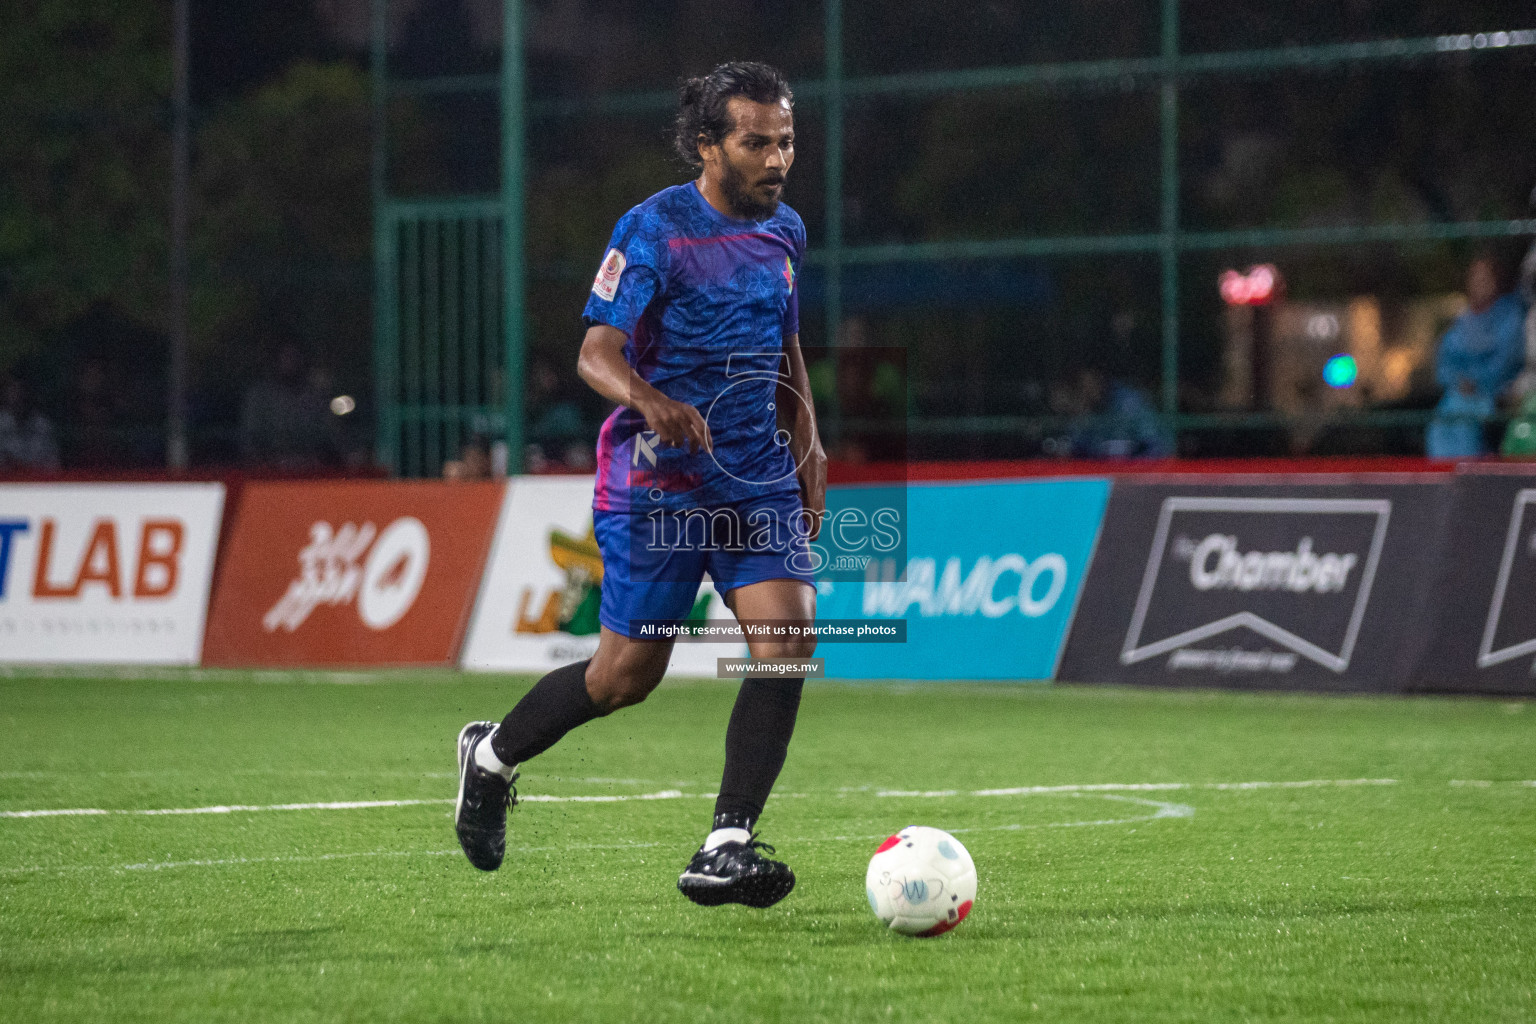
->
[1219,264,1281,306]
[1307,314,1341,340]
[1323,354,1358,389]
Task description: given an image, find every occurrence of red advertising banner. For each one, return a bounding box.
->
[203,481,504,666]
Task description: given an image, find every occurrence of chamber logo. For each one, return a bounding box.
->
[1121,497,1390,673]
[1187,535,1358,593]
[264,517,430,633]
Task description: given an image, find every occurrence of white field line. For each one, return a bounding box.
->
[1449,779,1536,787]
[0,777,1397,822]
[800,794,1194,844]
[1,776,1519,878]
[0,770,677,783]
[122,849,461,873]
[108,837,688,873]
[0,793,1194,878]
[0,799,451,819]
[0,769,461,780]
[0,842,683,877]
[881,778,1397,798]
[0,666,397,685]
[0,778,1385,820]
[520,790,708,804]
[0,791,730,819]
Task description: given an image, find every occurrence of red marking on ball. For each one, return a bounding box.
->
[875,835,901,854]
[913,899,972,938]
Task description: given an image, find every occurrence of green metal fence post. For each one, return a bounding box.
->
[501,0,527,475]
[373,13,1536,469]
[402,220,421,476]
[463,217,481,441]
[423,219,442,472]
[370,0,398,472]
[823,0,845,445]
[444,218,462,463]
[824,0,844,352]
[1159,0,1180,419]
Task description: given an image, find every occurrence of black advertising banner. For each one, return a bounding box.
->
[1413,467,1536,695]
[1059,478,1452,692]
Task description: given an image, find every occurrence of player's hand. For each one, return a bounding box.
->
[638,393,713,455]
[798,443,828,541]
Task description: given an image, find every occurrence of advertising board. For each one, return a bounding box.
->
[1058,478,1451,690]
[1413,467,1536,694]
[815,478,1110,680]
[461,476,741,675]
[202,481,501,666]
[0,483,225,664]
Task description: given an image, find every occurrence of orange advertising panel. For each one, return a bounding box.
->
[203,481,504,666]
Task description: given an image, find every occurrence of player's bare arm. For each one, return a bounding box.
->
[777,331,826,540]
[576,324,712,454]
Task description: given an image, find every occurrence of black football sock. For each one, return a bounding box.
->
[489,659,603,766]
[713,676,805,830]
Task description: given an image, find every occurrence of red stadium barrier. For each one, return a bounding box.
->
[828,456,1464,484]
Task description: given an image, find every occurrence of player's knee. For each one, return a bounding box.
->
[585,662,664,713]
[786,635,817,661]
[758,634,817,661]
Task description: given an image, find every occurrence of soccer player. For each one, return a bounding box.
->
[454,61,825,909]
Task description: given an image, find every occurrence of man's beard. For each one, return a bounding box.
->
[719,155,784,220]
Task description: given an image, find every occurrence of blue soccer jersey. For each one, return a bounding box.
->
[582,181,805,513]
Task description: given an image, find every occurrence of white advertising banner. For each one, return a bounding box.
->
[0,483,226,664]
[461,476,744,675]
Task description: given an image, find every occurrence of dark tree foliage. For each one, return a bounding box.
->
[3,0,1533,463]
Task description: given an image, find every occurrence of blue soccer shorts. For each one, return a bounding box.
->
[594,491,817,638]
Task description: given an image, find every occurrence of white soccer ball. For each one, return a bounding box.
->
[865,825,977,937]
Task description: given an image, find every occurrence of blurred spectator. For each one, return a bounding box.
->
[530,359,583,446]
[1515,200,1536,398]
[1426,255,1525,458]
[526,356,587,470]
[240,343,339,469]
[806,319,907,464]
[0,378,60,472]
[1067,369,1173,459]
[66,357,130,468]
[442,435,492,481]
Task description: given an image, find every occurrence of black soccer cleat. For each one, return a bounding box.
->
[677,834,796,908]
[454,721,517,872]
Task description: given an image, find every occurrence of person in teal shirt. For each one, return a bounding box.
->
[1427,255,1527,458]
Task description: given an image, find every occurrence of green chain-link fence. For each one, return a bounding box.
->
[372,0,1536,476]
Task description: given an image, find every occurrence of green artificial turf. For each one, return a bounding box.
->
[0,671,1532,1023]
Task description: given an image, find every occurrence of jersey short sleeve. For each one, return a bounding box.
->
[781,211,806,338]
[583,206,669,337]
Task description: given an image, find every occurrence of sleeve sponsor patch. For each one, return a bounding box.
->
[591,248,626,302]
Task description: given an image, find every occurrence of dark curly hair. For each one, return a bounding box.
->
[673,61,793,169]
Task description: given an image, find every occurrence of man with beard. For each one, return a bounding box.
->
[453,62,826,909]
